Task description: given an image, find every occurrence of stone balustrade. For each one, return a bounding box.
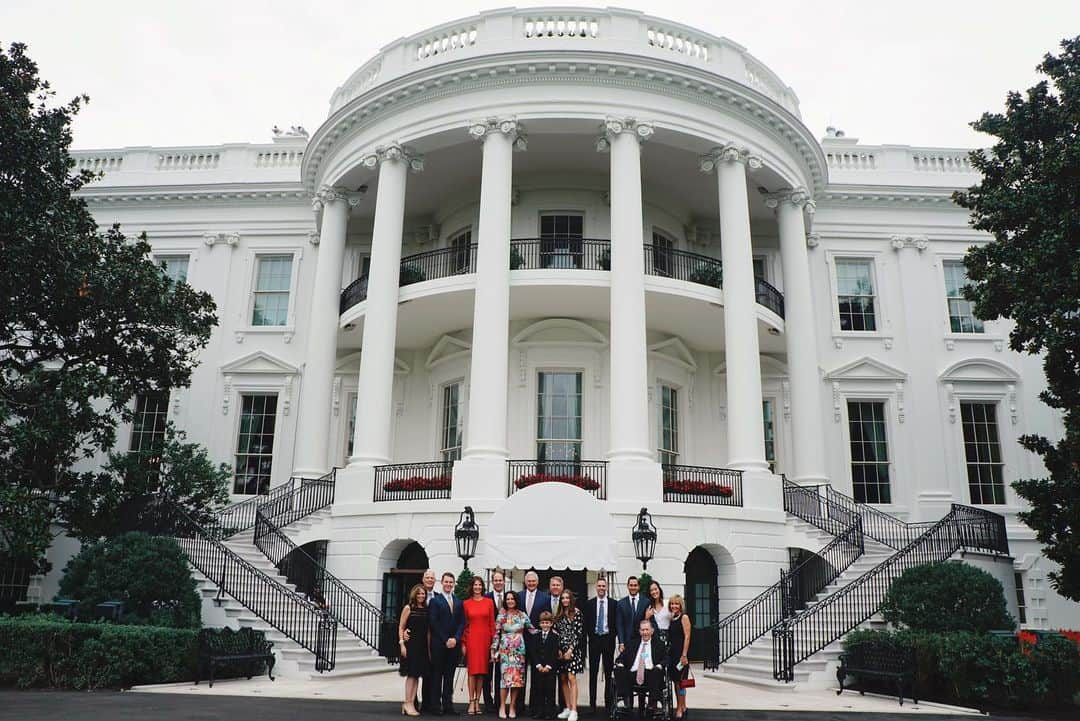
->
[823,139,982,187]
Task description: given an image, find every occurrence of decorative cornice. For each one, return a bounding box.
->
[805,232,820,249]
[821,184,959,206]
[595,117,655,152]
[890,234,929,252]
[78,184,309,205]
[359,143,425,172]
[468,117,528,151]
[698,144,763,173]
[310,184,363,212]
[203,231,240,248]
[764,186,811,209]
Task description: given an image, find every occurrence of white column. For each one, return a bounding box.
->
[462,119,524,464]
[701,145,769,472]
[293,186,357,478]
[602,118,654,464]
[348,144,422,467]
[771,188,827,484]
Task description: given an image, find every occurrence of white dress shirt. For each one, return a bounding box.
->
[630,641,654,672]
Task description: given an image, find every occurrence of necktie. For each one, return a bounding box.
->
[527,591,534,615]
[635,644,646,684]
[446,592,453,611]
[596,600,604,635]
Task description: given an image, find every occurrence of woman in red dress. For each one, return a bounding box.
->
[463,576,496,715]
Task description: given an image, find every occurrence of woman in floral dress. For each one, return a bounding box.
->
[553,590,584,721]
[490,590,532,718]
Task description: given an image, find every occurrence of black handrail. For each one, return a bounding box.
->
[662,464,743,506]
[706,519,864,669]
[509,238,610,270]
[374,461,453,502]
[506,459,607,499]
[643,244,721,287]
[783,478,916,550]
[257,470,337,530]
[772,503,1009,681]
[168,503,337,671]
[209,479,300,540]
[755,276,785,318]
[340,275,368,313]
[339,244,479,314]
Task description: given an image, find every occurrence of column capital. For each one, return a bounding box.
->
[595,117,654,152]
[467,117,528,151]
[311,184,363,212]
[763,186,812,210]
[360,143,425,172]
[698,144,763,173]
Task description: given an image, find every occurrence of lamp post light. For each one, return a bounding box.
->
[454,505,479,570]
[632,507,657,570]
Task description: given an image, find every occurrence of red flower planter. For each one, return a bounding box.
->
[663,479,734,497]
[514,473,601,491]
[383,475,452,492]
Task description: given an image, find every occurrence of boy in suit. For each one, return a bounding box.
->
[519,571,550,717]
[528,611,560,720]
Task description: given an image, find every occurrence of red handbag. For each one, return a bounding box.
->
[678,668,696,689]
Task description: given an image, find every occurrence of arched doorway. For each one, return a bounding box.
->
[684,547,719,662]
[278,539,327,597]
[381,541,430,626]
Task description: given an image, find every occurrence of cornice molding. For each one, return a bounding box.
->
[77,183,309,205]
[820,184,961,207]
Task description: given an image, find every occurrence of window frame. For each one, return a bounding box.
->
[657,382,680,466]
[942,259,985,335]
[242,247,302,338]
[153,254,190,285]
[843,398,893,505]
[833,257,880,333]
[959,400,1008,505]
[538,211,585,269]
[232,392,280,496]
[128,392,170,474]
[447,227,474,274]
[535,369,585,466]
[439,380,465,463]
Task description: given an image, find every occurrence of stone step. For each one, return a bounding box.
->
[706,667,800,690]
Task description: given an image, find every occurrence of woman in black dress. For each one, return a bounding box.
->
[666,595,692,719]
[398,584,431,716]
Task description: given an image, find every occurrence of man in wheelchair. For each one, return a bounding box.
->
[612,619,668,716]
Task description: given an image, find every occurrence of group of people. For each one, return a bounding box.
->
[396,570,693,720]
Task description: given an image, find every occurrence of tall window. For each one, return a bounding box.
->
[441,382,464,463]
[346,392,358,462]
[836,259,877,331]
[234,394,278,495]
[449,229,473,273]
[763,399,776,473]
[753,257,767,281]
[129,393,169,470]
[537,371,583,468]
[658,385,679,466]
[651,232,674,275]
[961,402,1006,504]
[1013,571,1027,625]
[540,214,583,269]
[155,255,189,284]
[251,254,293,326]
[847,401,890,503]
[944,260,984,333]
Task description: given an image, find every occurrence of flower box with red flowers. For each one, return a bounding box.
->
[382,475,452,492]
[514,473,601,491]
[663,479,735,497]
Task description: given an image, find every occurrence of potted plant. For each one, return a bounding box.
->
[597,248,611,270]
[689,262,722,289]
[509,245,525,270]
[399,263,426,286]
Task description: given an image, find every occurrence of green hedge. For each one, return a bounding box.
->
[880,561,1015,633]
[0,617,269,690]
[844,629,1080,710]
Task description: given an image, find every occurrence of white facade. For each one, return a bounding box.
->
[59,6,1077,640]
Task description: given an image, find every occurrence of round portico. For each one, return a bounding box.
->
[290,6,830,506]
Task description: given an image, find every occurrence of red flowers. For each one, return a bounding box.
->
[514,473,601,491]
[1017,630,1038,655]
[663,479,735,497]
[383,475,451,492]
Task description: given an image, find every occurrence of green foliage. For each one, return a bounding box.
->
[454,567,476,600]
[880,562,1015,633]
[953,36,1080,601]
[57,425,230,543]
[597,249,611,271]
[509,246,525,270]
[688,263,722,289]
[637,572,654,593]
[399,263,426,285]
[844,629,1080,710]
[57,533,200,629]
[0,43,218,569]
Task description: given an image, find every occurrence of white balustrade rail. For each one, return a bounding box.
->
[823,141,981,186]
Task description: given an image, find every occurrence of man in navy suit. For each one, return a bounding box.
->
[483,570,507,713]
[518,570,550,717]
[429,571,465,715]
[584,578,617,715]
[613,619,668,710]
[615,576,647,656]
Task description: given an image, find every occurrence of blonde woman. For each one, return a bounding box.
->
[666,596,692,719]
[398,584,431,716]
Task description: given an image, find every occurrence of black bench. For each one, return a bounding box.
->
[197,627,275,687]
[836,640,917,706]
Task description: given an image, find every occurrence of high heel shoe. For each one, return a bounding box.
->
[498,704,507,719]
[402,703,420,717]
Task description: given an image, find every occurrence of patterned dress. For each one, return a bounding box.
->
[490,609,532,688]
[553,610,584,674]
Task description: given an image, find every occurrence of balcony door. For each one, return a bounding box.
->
[536,371,583,474]
[540,214,583,269]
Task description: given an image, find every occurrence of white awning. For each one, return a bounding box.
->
[484,482,618,570]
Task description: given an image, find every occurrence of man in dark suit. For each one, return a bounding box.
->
[483,570,507,713]
[429,571,465,715]
[613,619,668,710]
[615,576,647,656]
[584,578,617,715]
[527,611,560,720]
[419,569,439,713]
[518,571,550,717]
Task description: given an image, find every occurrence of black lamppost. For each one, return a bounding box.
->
[632,507,657,570]
[454,506,479,570]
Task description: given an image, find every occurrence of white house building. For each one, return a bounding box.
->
[50,6,1077,684]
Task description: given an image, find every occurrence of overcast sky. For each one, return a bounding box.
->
[3,1,1077,151]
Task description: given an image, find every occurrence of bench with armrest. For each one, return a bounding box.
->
[836,639,917,706]
[196,627,275,687]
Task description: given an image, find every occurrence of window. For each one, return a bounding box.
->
[651,232,674,275]
[234,394,278,495]
[536,371,583,469]
[763,399,776,473]
[129,392,169,470]
[449,229,473,273]
[540,214,583,269]
[346,392,358,461]
[440,382,464,462]
[155,255,189,284]
[836,259,877,331]
[848,401,890,503]
[961,402,1006,504]
[360,256,371,278]
[753,257,767,281]
[658,385,679,466]
[251,255,293,326]
[944,260,984,333]
[1014,571,1027,625]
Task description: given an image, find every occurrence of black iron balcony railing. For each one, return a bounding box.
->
[756,276,785,317]
[643,244,722,287]
[506,459,607,499]
[509,238,611,270]
[339,244,478,314]
[340,275,368,313]
[662,464,743,506]
[210,476,309,540]
[374,461,453,502]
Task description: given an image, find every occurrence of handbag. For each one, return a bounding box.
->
[678,667,696,689]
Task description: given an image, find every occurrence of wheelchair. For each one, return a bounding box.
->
[609,633,673,721]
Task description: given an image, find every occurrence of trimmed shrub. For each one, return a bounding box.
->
[57,532,200,628]
[880,561,1015,633]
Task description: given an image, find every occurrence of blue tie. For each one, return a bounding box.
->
[596,600,604,635]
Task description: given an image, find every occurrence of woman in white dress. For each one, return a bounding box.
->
[644,580,671,640]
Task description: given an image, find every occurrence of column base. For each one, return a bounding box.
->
[334,464,376,507]
[728,458,772,474]
[789,473,829,486]
[451,457,508,501]
[606,459,662,503]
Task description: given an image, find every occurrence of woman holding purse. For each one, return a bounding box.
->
[666,595,693,719]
